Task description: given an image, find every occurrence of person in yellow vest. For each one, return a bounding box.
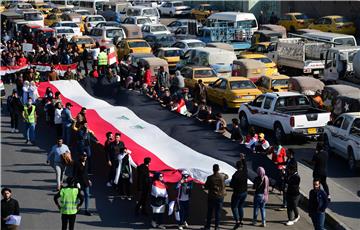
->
[22,97,37,144]
[32,67,41,83]
[54,177,84,230]
[97,47,108,76]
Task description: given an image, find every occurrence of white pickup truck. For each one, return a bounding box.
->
[324,112,360,171]
[238,92,331,142]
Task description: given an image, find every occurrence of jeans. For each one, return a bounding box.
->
[311,212,325,230]
[135,189,150,214]
[62,124,72,145]
[205,197,224,229]
[119,177,131,196]
[55,163,66,189]
[253,194,266,225]
[61,214,76,230]
[10,112,19,129]
[83,186,90,211]
[231,192,247,222]
[178,200,190,225]
[286,194,300,221]
[25,122,36,142]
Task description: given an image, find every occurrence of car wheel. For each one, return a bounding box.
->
[348,148,356,172]
[170,11,174,18]
[239,112,248,130]
[222,99,228,112]
[274,123,286,144]
[323,135,333,156]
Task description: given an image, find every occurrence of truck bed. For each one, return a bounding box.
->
[275,106,327,115]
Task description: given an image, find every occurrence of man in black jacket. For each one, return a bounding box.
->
[107,133,125,186]
[7,89,23,133]
[1,188,20,229]
[312,143,330,200]
[135,157,151,216]
[285,165,301,226]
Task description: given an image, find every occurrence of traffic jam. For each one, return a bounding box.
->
[1,0,360,229]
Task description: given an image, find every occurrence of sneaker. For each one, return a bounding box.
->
[285,221,294,226]
[261,223,266,227]
[106,182,112,187]
[11,128,15,133]
[158,225,166,229]
[178,226,183,230]
[25,140,29,144]
[85,210,92,216]
[15,129,19,133]
[293,215,300,223]
[233,222,240,229]
[327,195,331,202]
[120,196,126,200]
[276,206,287,211]
[183,221,188,228]
[252,221,257,226]
[127,196,132,201]
[151,220,157,228]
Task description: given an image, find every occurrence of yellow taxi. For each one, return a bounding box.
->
[44,13,62,26]
[308,15,356,35]
[238,53,278,76]
[117,39,152,60]
[156,47,182,73]
[69,36,96,53]
[255,75,289,93]
[278,12,314,32]
[32,3,52,16]
[206,77,262,110]
[181,66,219,90]
[191,4,217,23]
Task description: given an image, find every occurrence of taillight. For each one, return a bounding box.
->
[290,116,295,127]
[297,21,304,25]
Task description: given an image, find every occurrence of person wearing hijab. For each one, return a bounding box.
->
[151,172,168,229]
[171,70,185,95]
[22,80,30,104]
[176,170,193,230]
[252,167,269,227]
[29,81,39,103]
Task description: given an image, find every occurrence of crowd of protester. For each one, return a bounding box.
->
[1,28,330,230]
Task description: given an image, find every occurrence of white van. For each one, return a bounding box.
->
[23,11,44,27]
[304,32,357,46]
[125,6,160,24]
[206,12,258,35]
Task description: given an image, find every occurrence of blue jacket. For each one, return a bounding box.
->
[308,188,328,215]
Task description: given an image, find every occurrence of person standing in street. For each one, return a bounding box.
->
[204,164,228,230]
[252,167,269,227]
[104,132,114,187]
[61,102,75,146]
[135,157,152,216]
[7,89,23,133]
[54,177,84,230]
[54,102,63,138]
[312,142,330,200]
[176,170,193,230]
[230,154,248,229]
[107,133,125,187]
[1,188,20,230]
[76,122,98,173]
[285,164,301,226]
[97,47,108,75]
[151,172,168,229]
[73,153,92,216]
[308,179,329,230]
[157,66,171,90]
[47,138,71,191]
[81,44,89,75]
[22,97,37,144]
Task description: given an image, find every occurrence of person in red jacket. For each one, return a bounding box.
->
[268,143,286,170]
[142,64,152,94]
[17,54,28,66]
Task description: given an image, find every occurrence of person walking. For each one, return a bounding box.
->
[1,188,20,230]
[308,179,329,230]
[176,170,193,230]
[230,155,248,229]
[150,172,168,229]
[135,157,152,216]
[22,97,37,144]
[285,164,301,226]
[104,132,114,187]
[252,167,269,227]
[61,102,75,145]
[54,102,63,138]
[47,138,71,191]
[107,133,125,187]
[204,164,228,230]
[312,142,330,200]
[73,153,92,216]
[76,122,98,172]
[7,89,22,133]
[54,177,84,230]
[114,149,137,200]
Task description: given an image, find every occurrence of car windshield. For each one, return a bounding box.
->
[127,9,141,16]
[188,42,205,48]
[58,29,73,34]
[156,35,175,43]
[24,13,42,21]
[173,2,184,7]
[164,50,181,57]
[237,20,257,28]
[335,17,351,23]
[253,57,273,63]
[334,38,356,46]
[194,69,216,78]
[128,41,149,48]
[143,8,158,17]
[151,25,167,32]
[89,17,104,22]
[137,18,151,24]
[19,4,33,9]
[76,38,94,44]
[294,14,309,20]
[62,23,77,27]
[230,80,257,89]
[276,96,311,107]
[272,79,289,87]
[106,29,124,38]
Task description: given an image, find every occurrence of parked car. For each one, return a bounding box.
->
[288,76,325,96]
[32,2,52,15]
[171,39,205,53]
[89,26,126,46]
[117,39,152,60]
[124,6,160,24]
[324,112,360,171]
[238,92,331,142]
[73,9,91,20]
[308,15,356,35]
[69,35,96,53]
[333,96,360,118]
[51,21,82,36]
[207,77,262,111]
[238,53,278,76]
[167,19,200,33]
[322,85,360,112]
[156,47,183,73]
[191,3,217,23]
[181,66,219,90]
[158,1,191,17]
[60,13,84,33]
[95,21,121,28]
[84,15,105,33]
[7,2,34,13]
[141,23,171,37]
[44,13,61,26]
[232,59,266,82]
[278,12,314,32]
[123,16,152,27]
[55,27,75,41]
[255,74,289,93]
[144,34,176,52]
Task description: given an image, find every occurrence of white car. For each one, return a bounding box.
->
[51,21,82,36]
[89,27,126,46]
[55,27,76,41]
[167,19,200,33]
[158,1,191,17]
[23,11,44,27]
[73,9,91,17]
[123,16,152,28]
[171,39,205,52]
[84,15,106,33]
[141,23,171,37]
[324,112,360,171]
[7,2,34,13]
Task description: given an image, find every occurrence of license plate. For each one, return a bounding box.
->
[308,128,317,134]
[313,71,319,74]
[243,96,254,99]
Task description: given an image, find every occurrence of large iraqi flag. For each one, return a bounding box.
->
[38,80,249,184]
